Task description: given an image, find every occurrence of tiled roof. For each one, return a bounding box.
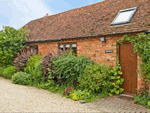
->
[25,0,150,42]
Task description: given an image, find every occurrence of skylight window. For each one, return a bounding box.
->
[111,7,138,26]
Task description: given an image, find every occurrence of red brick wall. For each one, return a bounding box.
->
[28,42,58,55]
[137,55,147,91]
[28,35,120,66]
[77,36,120,66]
[26,34,146,93]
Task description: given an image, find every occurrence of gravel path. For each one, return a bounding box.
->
[1,77,150,112]
[0,77,101,112]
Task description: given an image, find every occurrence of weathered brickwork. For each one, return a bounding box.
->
[27,34,146,93]
[77,36,119,66]
[137,55,146,91]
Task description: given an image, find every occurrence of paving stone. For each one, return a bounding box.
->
[85,95,150,112]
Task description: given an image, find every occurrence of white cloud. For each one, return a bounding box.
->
[0,0,53,30]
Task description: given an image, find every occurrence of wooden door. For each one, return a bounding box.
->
[119,42,137,94]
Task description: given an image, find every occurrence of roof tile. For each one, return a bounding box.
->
[24,0,150,42]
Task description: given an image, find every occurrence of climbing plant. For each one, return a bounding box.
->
[117,33,150,83]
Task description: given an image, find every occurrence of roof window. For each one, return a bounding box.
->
[111,7,138,26]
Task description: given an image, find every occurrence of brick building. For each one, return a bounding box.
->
[24,0,150,94]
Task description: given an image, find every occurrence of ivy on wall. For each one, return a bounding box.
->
[117,33,150,83]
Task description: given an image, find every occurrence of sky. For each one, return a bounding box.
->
[0,0,103,31]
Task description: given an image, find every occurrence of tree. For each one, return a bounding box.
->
[0,25,30,66]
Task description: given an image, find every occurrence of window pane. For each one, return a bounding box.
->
[72,44,76,47]
[35,46,38,54]
[59,45,63,51]
[30,46,33,53]
[60,45,63,48]
[65,44,70,51]
[72,47,76,56]
[65,44,70,48]
[114,10,134,23]
[111,7,138,26]
[30,46,38,54]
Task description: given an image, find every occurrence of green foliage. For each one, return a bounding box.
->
[118,33,150,107]
[8,50,124,103]
[12,72,31,85]
[147,101,150,109]
[69,89,91,101]
[48,84,65,94]
[3,66,17,79]
[110,56,123,76]
[0,66,6,76]
[0,26,30,66]
[69,89,108,102]
[79,57,124,95]
[25,54,42,73]
[79,63,112,93]
[37,80,55,90]
[25,54,44,85]
[37,80,66,95]
[118,33,150,83]
[51,53,93,85]
[134,89,150,109]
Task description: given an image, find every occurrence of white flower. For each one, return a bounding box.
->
[3,37,5,39]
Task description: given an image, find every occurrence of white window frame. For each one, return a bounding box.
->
[111,7,138,26]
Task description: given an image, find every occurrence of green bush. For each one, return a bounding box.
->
[3,66,17,79]
[134,89,150,109]
[37,79,66,95]
[51,54,93,85]
[0,66,5,76]
[69,89,108,102]
[25,54,44,85]
[37,80,55,90]
[12,72,31,85]
[79,63,124,95]
[0,26,29,66]
[69,89,91,101]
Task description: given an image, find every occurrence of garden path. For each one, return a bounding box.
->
[0,77,101,112]
[0,77,149,112]
[86,94,150,112]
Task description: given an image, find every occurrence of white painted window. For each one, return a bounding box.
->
[59,45,63,48]
[58,43,77,55]
[72,44,77,47]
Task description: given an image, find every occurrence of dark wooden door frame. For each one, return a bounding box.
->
[116,41,137,94]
